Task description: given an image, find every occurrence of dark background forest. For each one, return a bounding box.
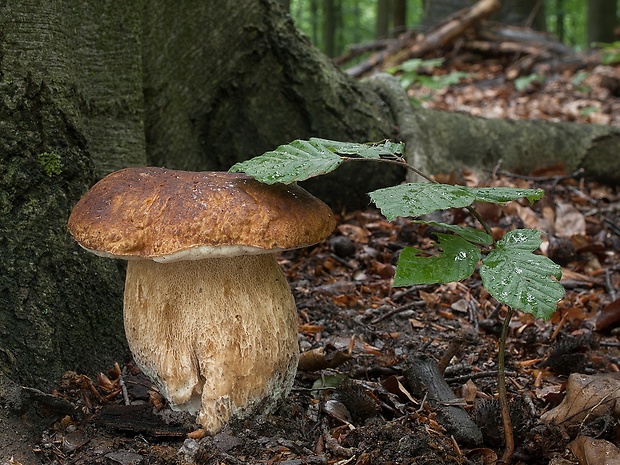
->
[285,0,617,58]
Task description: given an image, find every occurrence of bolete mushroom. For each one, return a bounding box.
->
[67,167,335,433]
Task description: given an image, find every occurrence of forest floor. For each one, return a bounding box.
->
[3,55,620,465]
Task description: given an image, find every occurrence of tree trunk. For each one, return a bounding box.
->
[0,1,143,390]
[141,0,400,207]
[376,0,391,39]
[323,0,336,56]
[0,0,399,394]
[368,74,620,183]
[587,0,617,44]
[309,0,320,45]
[393,0,408,37]
[555,0,565,42]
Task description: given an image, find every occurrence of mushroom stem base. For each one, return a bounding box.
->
[123,253,299,433]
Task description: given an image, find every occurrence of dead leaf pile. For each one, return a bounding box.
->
[408,64,620,127]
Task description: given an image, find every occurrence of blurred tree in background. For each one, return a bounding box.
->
[288,0,618,56]
[587,0,618,43]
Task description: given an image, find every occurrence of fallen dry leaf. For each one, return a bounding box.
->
[568,436,620,465]
[466,448,498,465]
[540,373,620,426]
[337,224,371,244]
[595,297,620,332]
[554,201,586,237]
[298,346,352,372]
[382,375,418,405]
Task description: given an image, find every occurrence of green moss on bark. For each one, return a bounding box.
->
[0,78,126,389]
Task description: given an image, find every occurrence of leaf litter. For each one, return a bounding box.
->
[8,69,620,465]
[18,162,620,465]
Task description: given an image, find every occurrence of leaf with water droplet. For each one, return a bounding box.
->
[370,183,544,221]
[312,138,404,159]
[370,183,475,220]
[229,138,404,184]
[480,229,564,320]
[413,221,493,245]
[470,187,544,204]
[230,138,344,184]
[394,234,480,286]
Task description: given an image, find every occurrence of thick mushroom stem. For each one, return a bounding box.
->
[123,253,299,433]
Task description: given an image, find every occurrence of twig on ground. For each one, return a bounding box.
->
[21,386,84,419]
[370,300,426,323]
[446,370,517,385]
[120,366,130,406]
[605,268,618,302]
[321,420,356,458]
[438,338,467,375]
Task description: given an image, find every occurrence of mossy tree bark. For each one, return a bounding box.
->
[0,1,145,393]
[0,0,402,407]
[370,74,620,183]
[407,109,620,182]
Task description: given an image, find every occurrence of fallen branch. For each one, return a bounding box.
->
[403,353,483,446]
[384,0,500,69]
[333,38,398,67]
[346,0,499,77]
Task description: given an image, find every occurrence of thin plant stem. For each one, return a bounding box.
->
[498,307,515,464]
[341,156,436,183]
[466,205,494,239]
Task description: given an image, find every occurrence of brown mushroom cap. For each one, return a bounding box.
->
[68,167,335,261]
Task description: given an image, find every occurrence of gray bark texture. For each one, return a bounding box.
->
[1,2,619,446]
[0,1,142,392]
[408,111,620,182]
[140,0,402,207]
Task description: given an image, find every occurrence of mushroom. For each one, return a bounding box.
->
[67,167,335,433]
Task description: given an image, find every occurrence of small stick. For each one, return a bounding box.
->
[437,338,465,375]
[605,268,617,302]
[120,366,131,406]
[446,370,517,385]
[370,300,426,324]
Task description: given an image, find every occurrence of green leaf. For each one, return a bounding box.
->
[469,187,544,205]
[393,234,480,286]
[230,138,404,184]
[370,184,475,220]
[414,221,493,245]
[480,229,564,320]
[230,139,343,184]
[314,138,404,159]
[389,57,444,75]
[370,183,545,220]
